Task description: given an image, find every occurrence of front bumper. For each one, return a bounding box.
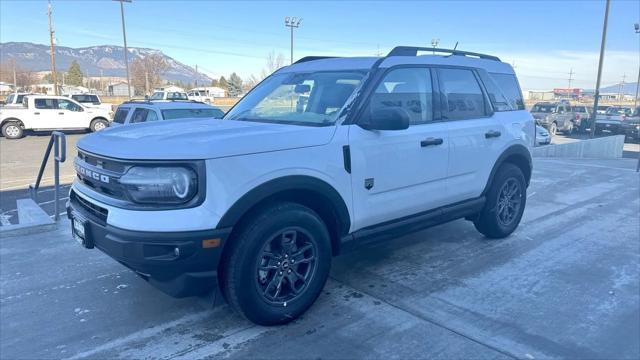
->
[595,122,623,133]
[67,189,231,297]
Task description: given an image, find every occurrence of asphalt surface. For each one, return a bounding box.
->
[1,158,638,359]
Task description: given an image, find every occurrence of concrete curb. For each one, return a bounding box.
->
[533,135,625,159]
[0,199,58,238]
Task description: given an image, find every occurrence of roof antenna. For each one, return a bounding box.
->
[453,41,459,50]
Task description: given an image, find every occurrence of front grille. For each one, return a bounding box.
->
[76,151,128,200]
[71,190,108,223]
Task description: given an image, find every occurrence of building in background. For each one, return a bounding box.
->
[108,82,134,96]
[0,82,15,95]
[154,85,185,93]
[190,86,226,98]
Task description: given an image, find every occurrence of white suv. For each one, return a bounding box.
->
[67,47,534,326]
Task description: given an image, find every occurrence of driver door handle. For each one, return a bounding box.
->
[421,137,443,147]
[58,112,64,115]
[485,130,501,139]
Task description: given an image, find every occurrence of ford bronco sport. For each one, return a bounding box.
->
[67,47,534,325]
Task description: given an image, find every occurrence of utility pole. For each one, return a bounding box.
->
[100,69,104,94]
[285,17,302,64]
[114,0,132,99]
[145,70,149,96]
[634,23,639,110]
[431,38,440,55]
[47,0,58,95]
[618,74,626,102]
[567,68,574,89]
[590,0,610,138]
[195,64,198,88]
[12,60,17,94]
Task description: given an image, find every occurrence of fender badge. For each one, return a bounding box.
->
[364,178,374,190]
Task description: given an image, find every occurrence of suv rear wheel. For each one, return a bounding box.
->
[474,163,526,239]
[221,202,331,325]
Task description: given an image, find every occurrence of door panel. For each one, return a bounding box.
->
[56,99,86,128]
[348,67,449,230]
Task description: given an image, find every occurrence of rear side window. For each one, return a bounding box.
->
[367,67,433,125]
[73,95,99,103]
[438,68,486,120]
[489,73,524,110]
[34,98,56,109]
[162,108,224,120]
[113,107,130,124]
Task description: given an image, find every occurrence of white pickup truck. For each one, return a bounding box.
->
[1,92,37,108]
[0,95,111,139]
[70,94,114,114]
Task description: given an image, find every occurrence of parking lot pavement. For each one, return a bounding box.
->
[1,159,639,359]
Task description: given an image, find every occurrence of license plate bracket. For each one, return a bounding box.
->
[71,214,94,249]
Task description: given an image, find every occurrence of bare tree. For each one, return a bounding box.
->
[243,74,260,92]
[260,51,285,79]
[0,60,38,90]
[131,53,170,95]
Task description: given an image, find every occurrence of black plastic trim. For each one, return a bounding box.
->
[342,145,351,174]
[388,46,501,61]
[341,197,485,252]
[482,145,533,195]
[217,175,351,236]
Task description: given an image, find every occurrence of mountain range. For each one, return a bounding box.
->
[0,42,212,84]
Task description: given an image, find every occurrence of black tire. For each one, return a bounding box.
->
[90,118,109,132]
[1,122,24,139]
[474,163,526,239]
[549,122,557,136]
[221,202,331,326]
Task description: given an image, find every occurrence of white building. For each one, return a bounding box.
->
[0,82,15,95]
[154,85,185,93]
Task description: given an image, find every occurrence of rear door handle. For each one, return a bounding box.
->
[485,130,501,139]
[420,137,443,147]
[34,112,40,115]
[58,112,64,115]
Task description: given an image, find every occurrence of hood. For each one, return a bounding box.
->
[530,112,550,120]
[77,118,336,160]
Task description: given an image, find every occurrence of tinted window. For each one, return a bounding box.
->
[367,67,433,125]
[6,94,15,104]
[166,92,188,100]
[162,108,224,120]
[439,68,485,120]
[57,99,82,111]
[113,107,130,124]
[489,73,525,110]
[16,94,26,104]
[72,95,99,103]
[130,108,150,123]
[146,110,159,122]
[572,106,587,112]
[150,92,165,100]
[478,71,511,111]
[34,98,56,109]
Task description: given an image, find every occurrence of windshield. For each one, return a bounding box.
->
[572,106,586,112]
[6,94,15,104]
[531,104,555,113]
[225,70,365,126]
[162,108,224,120]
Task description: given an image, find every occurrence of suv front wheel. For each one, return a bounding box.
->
[221,202,331,325]
[474,163,526,238]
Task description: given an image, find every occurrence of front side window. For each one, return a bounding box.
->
[489,73,525,110]
[34,98,56,109]
[225,71,364,126]
[16,94,26,104]
[366,67,433,125]
[162,108,224,120]
[130,108,150,123]
[6,94,15,104]
[57,99,82,111]
[531,104,555,113]
[439,68,486,121]
[113,107,130,124]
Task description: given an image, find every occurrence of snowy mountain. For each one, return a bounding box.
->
[0,42,212,84]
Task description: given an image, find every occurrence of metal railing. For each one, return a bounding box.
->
[29,131,66,221]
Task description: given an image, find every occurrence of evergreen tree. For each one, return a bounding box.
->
[218,76,228,91]
[66,60,84,86]
[228,72,243,97]
[211,78,219,87]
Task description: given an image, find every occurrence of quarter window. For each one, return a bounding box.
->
[130,108,150,123]
[367,67,433,125]
[438,68,486,120]
[489,73,525,110]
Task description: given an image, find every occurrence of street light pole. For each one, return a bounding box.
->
[590,0,610,139]
[285,17,302,65]
[114,0,132,99]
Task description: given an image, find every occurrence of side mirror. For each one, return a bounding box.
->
[360,108,410,131]
[144,95,150,100]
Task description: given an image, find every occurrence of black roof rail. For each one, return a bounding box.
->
[387,46,501,61]
[293,56,340,64]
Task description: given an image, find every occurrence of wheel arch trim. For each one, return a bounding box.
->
[482,144,532,195]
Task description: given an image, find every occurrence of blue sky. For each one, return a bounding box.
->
[1,0,638,90]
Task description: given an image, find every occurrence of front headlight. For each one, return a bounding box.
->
[119,166,197,204]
